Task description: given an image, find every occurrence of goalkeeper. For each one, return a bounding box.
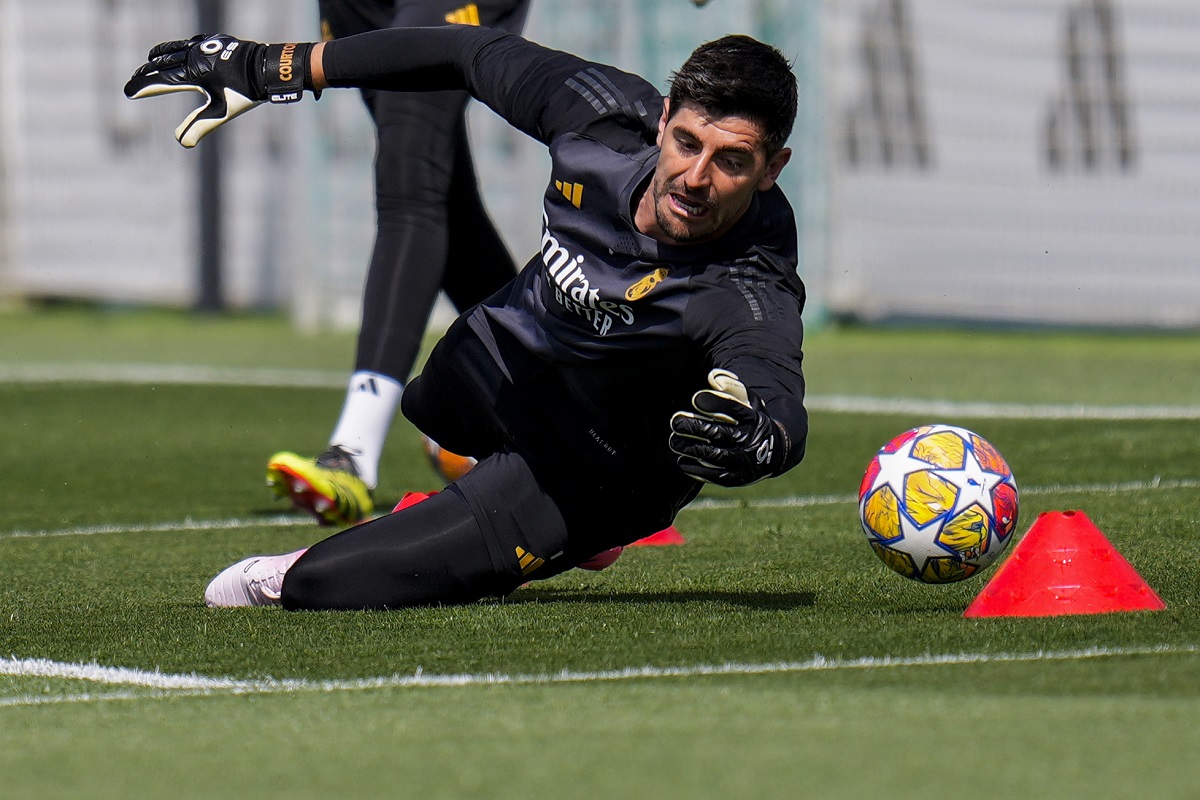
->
[125,26,810,610]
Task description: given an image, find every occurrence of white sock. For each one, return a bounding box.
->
[328,371,404,489]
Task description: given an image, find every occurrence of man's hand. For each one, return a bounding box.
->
[124,35,314,148]
[669,369,787,487]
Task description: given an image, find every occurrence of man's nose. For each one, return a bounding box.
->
[682,154,713,190]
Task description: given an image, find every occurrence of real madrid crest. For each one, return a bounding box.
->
[625,268,669,301]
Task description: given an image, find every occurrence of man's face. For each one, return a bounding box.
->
[643,100,790,244]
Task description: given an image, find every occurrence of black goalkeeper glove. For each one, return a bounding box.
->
[669,369,787,487]
[124,34,316,148]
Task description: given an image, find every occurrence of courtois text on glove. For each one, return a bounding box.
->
[124,34,316,148]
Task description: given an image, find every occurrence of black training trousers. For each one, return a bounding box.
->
[317,0,531,382]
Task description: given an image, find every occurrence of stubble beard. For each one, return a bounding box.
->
[652,176,720,244]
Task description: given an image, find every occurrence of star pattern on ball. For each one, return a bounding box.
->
[891,505,950,560]
[866,434,932,497]
[864,426,1010,524]
[934,443,1007,519]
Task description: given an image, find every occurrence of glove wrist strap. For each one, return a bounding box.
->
[264,42,316,103]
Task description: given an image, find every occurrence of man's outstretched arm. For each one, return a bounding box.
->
[125,27,621,148]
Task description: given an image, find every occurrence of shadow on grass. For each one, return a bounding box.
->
[509,587,817,610]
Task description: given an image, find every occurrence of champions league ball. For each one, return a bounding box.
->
[858,424,1019,584]
[421,435,477,483]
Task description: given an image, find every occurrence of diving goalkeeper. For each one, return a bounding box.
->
[124,26,809,609]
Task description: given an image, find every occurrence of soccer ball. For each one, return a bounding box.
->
[858,424,1019,584]
[421,434,477,483]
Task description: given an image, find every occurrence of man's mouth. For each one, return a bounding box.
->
[669,192,709,218]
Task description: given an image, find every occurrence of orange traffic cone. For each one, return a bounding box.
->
[963,510,1166,618]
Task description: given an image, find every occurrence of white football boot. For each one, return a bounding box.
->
[204,549,307,608]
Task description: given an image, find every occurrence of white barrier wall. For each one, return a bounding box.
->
[2,1,1195,330]
[823,0,1200,327]
[0,1,315,309]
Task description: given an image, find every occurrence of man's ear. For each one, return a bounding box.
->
[656,98,671,148]
[757,147,791,191]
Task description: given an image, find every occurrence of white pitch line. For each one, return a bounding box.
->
[0,657,260,690]
[0,645,1195,707]
[0,363,345,389]
[0,515,310,541]
[683,476,1200,511]
[806,394,1200,421]
[2,476,1196,542]
[5,361,1200,421]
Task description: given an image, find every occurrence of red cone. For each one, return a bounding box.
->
[629,525,687,546]
[392,491,435,512]
[963,510,1166,618]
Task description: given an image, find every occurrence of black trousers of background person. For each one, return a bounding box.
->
[317,0,532,382]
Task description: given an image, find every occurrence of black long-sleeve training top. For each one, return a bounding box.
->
[323,26,808,525]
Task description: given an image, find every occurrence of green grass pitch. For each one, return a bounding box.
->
[0,307,1197,799]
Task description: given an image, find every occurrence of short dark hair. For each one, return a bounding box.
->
[667,35,797,155]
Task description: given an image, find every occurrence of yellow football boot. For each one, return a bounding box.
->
[266,446,374,526]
